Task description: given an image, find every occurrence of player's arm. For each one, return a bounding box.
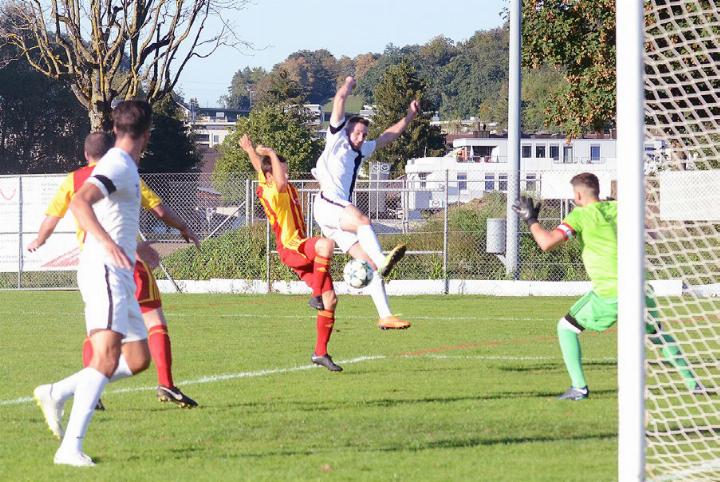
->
[330,76,355,127]
[376,100,420,150]
[27,216,61,252]
[512,196,566,252]
[28,174,72,251]
[70,183,132,269]
[256,145,288,193]
[149,203,200,249]
[239,134,262,173]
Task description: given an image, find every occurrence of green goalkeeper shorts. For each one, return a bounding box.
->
[567,290,659,332]
[567,291,618,332]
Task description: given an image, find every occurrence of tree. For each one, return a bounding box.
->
[141,96,200,173]
[212,105,322,200]
[478,67,567,133]
[369,62,445,172]
[253,69,307,108]
[0,45,88,173]
[278,49,338,103]
[0,0,252,130]
[219,66,267,109]
[522,0,616,136]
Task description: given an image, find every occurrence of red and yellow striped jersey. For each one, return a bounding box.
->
[45,162,163,245]
[256,171,306,252]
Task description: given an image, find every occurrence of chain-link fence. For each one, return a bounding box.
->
[2,168,609,290]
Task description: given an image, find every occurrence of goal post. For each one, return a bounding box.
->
[616,0,646,480]
[619,1,720,480]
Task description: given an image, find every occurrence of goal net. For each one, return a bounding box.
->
[643,1,720,479]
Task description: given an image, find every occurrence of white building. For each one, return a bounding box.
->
[404,136,620,212]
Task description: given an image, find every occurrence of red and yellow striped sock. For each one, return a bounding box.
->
[148,325,174,388]
[312,256,331,297]
[314,310,335,356]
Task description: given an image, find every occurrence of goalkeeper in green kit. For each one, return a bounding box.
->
[513,172,701,400]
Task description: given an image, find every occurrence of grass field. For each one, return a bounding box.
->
[0,292,621,481]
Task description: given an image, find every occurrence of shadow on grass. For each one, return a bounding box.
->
[498,360,616,373]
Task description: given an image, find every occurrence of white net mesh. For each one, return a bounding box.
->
[644,1,720,479]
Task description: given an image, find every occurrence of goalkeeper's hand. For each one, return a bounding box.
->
[512,196,541,226]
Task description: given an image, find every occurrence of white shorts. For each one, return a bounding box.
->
[313,193,359,252]
[77,261,146,342]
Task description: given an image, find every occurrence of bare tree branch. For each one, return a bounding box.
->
[0,0,252,130]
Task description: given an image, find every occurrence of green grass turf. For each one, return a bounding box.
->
[0,292,620,481]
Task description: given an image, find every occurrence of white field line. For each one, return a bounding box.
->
[0,311,544,322]
[0,354,617,407]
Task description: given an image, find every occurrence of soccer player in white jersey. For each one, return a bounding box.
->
[313,76,418,330]
[33,100,153,467]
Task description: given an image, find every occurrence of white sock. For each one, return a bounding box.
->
[109,355,133,383]
[367,272,392,318]
[60,367,108,453]
[50,371,85,403]
[356,225,385,269]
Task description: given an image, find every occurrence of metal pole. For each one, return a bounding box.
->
[443,169,449,294]
[17,176,23,288]
[265,218,271,294]
[617,0,646,480]
[506,0,521,279]
[245,178,251,227]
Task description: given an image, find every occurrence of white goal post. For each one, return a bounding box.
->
[619,1,720,481]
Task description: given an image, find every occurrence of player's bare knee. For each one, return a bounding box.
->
[316,238,335,257]
[123,341,151,373]
[356,214,371,226]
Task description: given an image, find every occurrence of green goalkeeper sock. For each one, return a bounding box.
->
[649,332,697,390]
[557,325,587,389]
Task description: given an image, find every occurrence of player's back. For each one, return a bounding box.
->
[569,200,617,298]
[80,147,141,266]
[256,176,306,251]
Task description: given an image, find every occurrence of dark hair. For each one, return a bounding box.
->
[347,116,370,128]
[260,154,287,178]
[84,131,114,161]
[112,100,152,139]
[570,172,600,198]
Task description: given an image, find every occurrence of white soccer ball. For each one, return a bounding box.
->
[343,259,374,289]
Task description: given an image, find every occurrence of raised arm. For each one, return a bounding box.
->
[331,76,356,126]
[149,203,201,249]
[70,183,132,269]
[256,145,288,193]
[376,100,420,150]
[239,134,263,173]
[27,216,61,252]
[512,197,565,252]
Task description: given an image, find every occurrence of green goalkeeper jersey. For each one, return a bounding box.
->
[556,201,617,299]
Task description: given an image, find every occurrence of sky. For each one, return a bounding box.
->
[176,0,508,107]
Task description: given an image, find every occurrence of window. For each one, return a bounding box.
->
[535,145,546,158]
[499,174,508,192]
[522,145,532,158]
[525,174,537,192]
[212,134,220,145]
[590,145,601,162]
[418,172,428,189]
[563,145,574,163]
[484,173,495,191]
[550,145,560,160]
[457,172,467,191]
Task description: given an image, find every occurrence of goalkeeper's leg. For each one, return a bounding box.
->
[646,322,698,390]
[557,317,587,389]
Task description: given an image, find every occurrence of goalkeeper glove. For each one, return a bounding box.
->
[512,196,541,226]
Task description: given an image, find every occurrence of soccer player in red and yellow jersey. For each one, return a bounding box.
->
[239,134,342,371]
[28,131,201,407]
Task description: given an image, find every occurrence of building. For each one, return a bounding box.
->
[404,135,624,212]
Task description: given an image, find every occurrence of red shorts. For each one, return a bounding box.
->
[279,237,333,293]
[134,259,162,313]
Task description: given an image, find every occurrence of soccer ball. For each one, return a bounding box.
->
[343,259,373,289]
